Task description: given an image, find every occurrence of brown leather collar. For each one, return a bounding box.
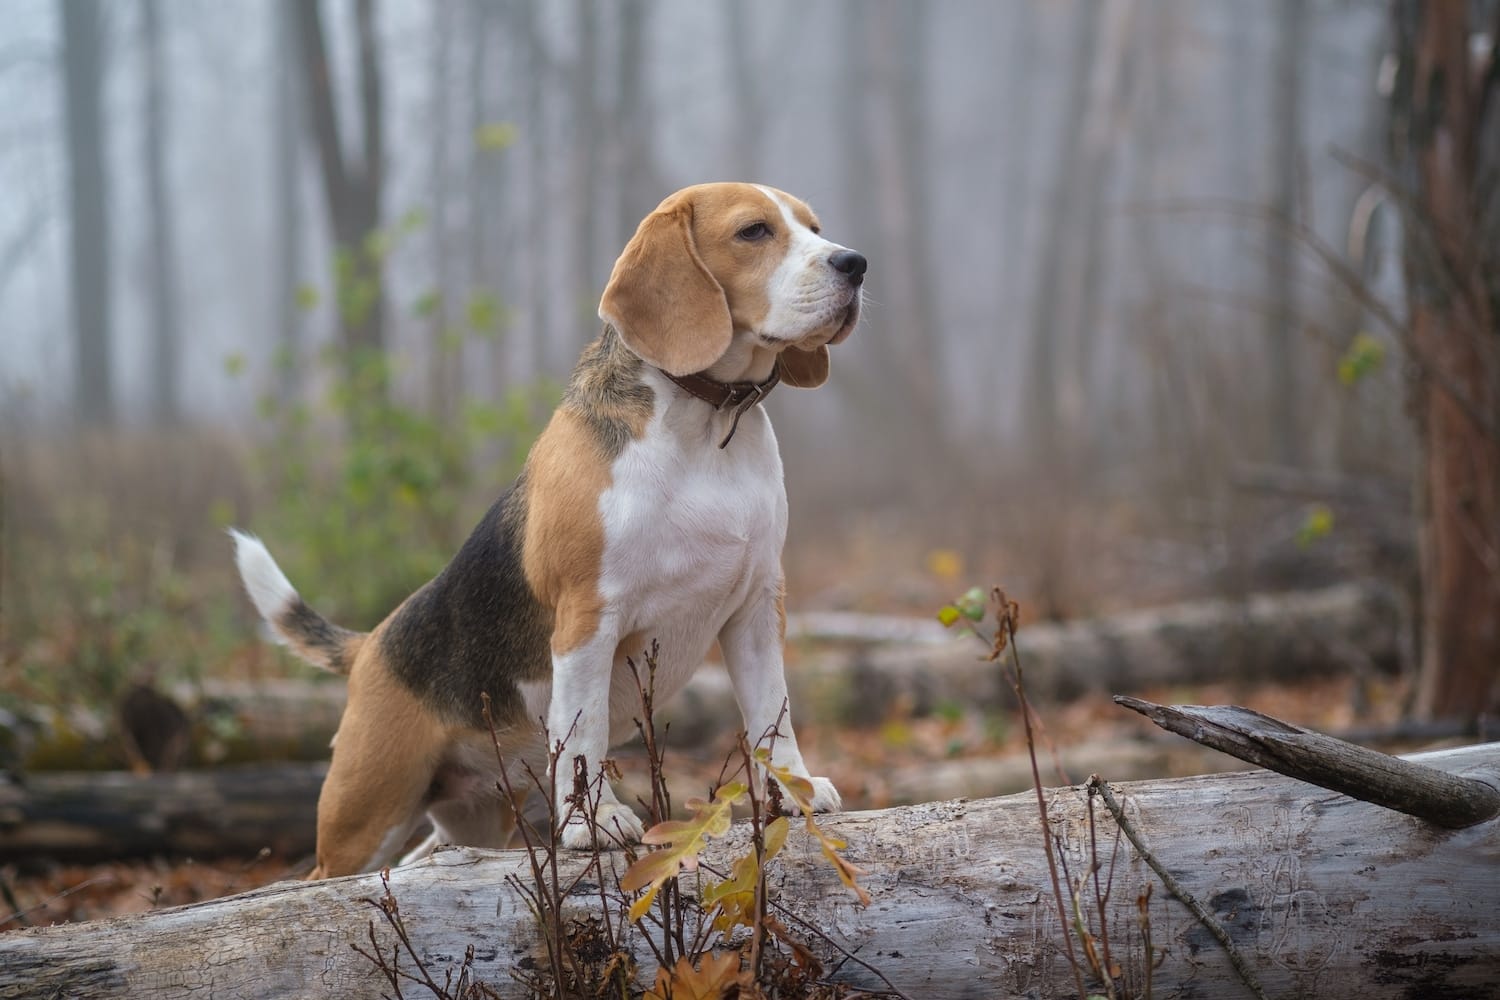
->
[660,365,781,448]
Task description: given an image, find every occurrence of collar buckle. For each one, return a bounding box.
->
[660,365,781,448]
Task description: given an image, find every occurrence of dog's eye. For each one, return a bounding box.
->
[810,224,822,235]
[737,222,771,241]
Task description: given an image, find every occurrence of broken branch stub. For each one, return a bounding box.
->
[1115,695,1500,828]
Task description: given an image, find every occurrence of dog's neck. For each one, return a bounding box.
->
[658,362,780,450]
[701,336,779,385]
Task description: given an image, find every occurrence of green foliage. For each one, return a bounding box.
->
[1296,503,1335,548]
[937,585,988,627]
[1337,331,1386,386]
[474,121,518,151]
[249,212,556,627]
[2,484,241,722]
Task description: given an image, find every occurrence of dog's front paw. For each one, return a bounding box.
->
[777,775,842,815]
[559,801,645,850]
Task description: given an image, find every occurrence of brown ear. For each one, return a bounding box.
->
[776,345,830,388]
[598,202,732,376]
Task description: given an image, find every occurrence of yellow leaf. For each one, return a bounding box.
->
[755,754,870,907]
[627,882,659,922]
[640,819,697,846]
[646,952,746,1000]
[621,783,748,922]
[763,815,789,861]
[926,548,964,581]
[619,850,681,893]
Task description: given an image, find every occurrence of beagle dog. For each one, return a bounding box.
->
[233,182,865,879]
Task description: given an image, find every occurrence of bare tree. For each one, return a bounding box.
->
[424,0,457,419]
[271,0,304,405]
[723,0,766,180]
[832,0,948,475]
[1264,0,1306,465]
[515,0,553,374]
[141,0,180,424]
[1023,0,1100,460]
[614,0,659,252]
[571,0,603,298]
[60,0,112,425]
[1391,0,1500,719]
[294,0,388,391]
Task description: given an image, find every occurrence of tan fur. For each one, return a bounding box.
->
[521,407,612,654]
[601,184,829,380]
[309,642,453,878]
[600,195,734,376]
[776,345,831,388]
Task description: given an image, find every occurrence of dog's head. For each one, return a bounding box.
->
[599,182,865,388]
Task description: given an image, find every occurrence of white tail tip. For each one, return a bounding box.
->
[229,528,298,625]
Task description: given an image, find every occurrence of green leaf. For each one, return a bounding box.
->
[467,292,499,333]
[362,228,391,263]
[1296,503,1335,548]
[396,207,427,234]
[1337,331,1386,386]
[474,121,518,151]
[412,289,440,319]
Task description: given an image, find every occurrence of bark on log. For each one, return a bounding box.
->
[3,743,1496,999]
[0,765,323,861]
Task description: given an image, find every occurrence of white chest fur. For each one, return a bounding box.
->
[597,389,787,738]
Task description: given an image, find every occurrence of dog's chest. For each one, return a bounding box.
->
[598,409,785,630]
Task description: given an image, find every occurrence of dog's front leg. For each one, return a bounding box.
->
[548,614,645,849]
[720,583,842,814]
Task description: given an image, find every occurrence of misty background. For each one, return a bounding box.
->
[2,0,1412,684]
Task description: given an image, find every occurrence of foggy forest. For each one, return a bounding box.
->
[3,0,1499,997]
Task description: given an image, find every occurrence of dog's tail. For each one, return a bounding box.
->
[229,529,364,675]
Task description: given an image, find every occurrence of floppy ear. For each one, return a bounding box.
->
[776,345,830,388]
[598,202,733,376]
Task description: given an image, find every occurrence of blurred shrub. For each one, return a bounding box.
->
[248,212,556,627]
[251,342,554,627]
[1,429,253,715]
[3,210,557,719]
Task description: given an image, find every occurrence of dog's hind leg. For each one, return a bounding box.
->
[307,668,451,879]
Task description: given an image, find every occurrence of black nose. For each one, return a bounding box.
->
[829,250,867,285]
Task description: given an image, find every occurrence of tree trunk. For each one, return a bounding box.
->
[3,743,1496,998]
[613,0,657,250]
[514,0,552,376]
[1022,0,1099,462]
[1265,0,1305,466]
[571,0,602,299]
[140,0,179,424]
[60,0,112,426]
[294,0,388,388]
[271,0,304,405]
[1393,0,1500,720]
[723,0,764,180]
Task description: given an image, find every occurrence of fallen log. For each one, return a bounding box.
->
[3,741,1495,999]
[1,584,1401,772]
[1116,696,1500,827]
[817,581,1404,720]
[0,765,323,861]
